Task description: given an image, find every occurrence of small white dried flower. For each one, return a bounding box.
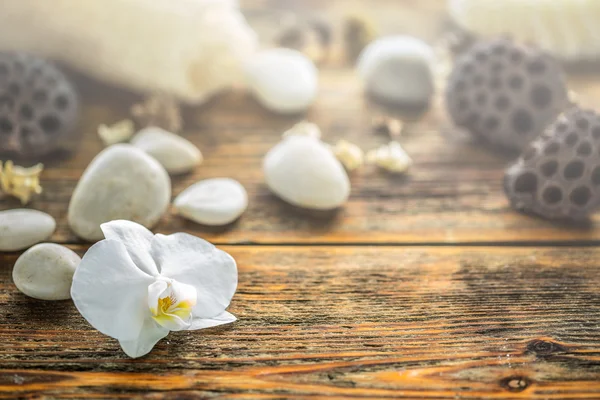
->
[0,161,43,204]
[366,141,413,174]
[98,119,135,146]
[282,121,322,139]
[331,139,364,171]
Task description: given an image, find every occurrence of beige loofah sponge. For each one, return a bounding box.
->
[0,0,257,104]
[448,0,600,62]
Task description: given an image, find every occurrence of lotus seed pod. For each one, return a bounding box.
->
[504,107,600,220]
[446,38,568,152]
[0,52,79,159]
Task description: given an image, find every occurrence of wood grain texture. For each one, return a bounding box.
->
[2,1,600,399]
[1,246,600,399]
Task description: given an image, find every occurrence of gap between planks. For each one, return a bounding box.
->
[40,240,600,248]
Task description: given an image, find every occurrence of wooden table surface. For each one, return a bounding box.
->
[2,1,600,399]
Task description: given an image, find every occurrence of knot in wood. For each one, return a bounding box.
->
[526,338,568,356]
[500,376,530,392]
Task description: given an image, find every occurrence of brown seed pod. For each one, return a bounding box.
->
[0,52,79,160]
[446,37,568,152]
[277,25,306,50]
[344,14,377,63]
[276,17,333,65]
[309,17,333,49]
[504,106,600,220]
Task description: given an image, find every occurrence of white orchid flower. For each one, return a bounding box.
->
[71,220,238,358]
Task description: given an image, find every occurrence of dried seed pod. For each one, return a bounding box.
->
[446,38,568,152]
[0,52,79,159]
[344,14,377,63]
[131,93,182,132]
[504,107,600,220]
[372,115,404,137]
[277,25,306,50]
[308,17,333,49]
[276,17,332,64]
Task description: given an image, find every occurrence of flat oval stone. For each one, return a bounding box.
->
[68,144,171,241]
[0,209,56,252]
[245,48,318,114]
[173,178,248,226]
[358,35,435,105]
[12,243,80,300]
[263,135,350,210]
[131,127,202,174]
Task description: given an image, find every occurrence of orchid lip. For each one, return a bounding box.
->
[147,277,198,331]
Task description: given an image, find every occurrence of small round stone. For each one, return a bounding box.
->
[68,144,171,241]
[0,209,55,252]
[131,127,202,175]
[173,178,248,226]
[263,134,350,210]
[357,35,435,105]
[12,243,80,300]
[245,48,318,114]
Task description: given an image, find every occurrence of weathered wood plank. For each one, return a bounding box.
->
[1,246,600,398]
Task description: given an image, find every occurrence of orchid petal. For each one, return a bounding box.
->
[153,313,190,332]
[189,311,237,330]
[101,220,159,276]
[119,317,169,358]
[71,239,154,341]
[150,233,238,319]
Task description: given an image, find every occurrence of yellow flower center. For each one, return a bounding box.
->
[148,278,197,331]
